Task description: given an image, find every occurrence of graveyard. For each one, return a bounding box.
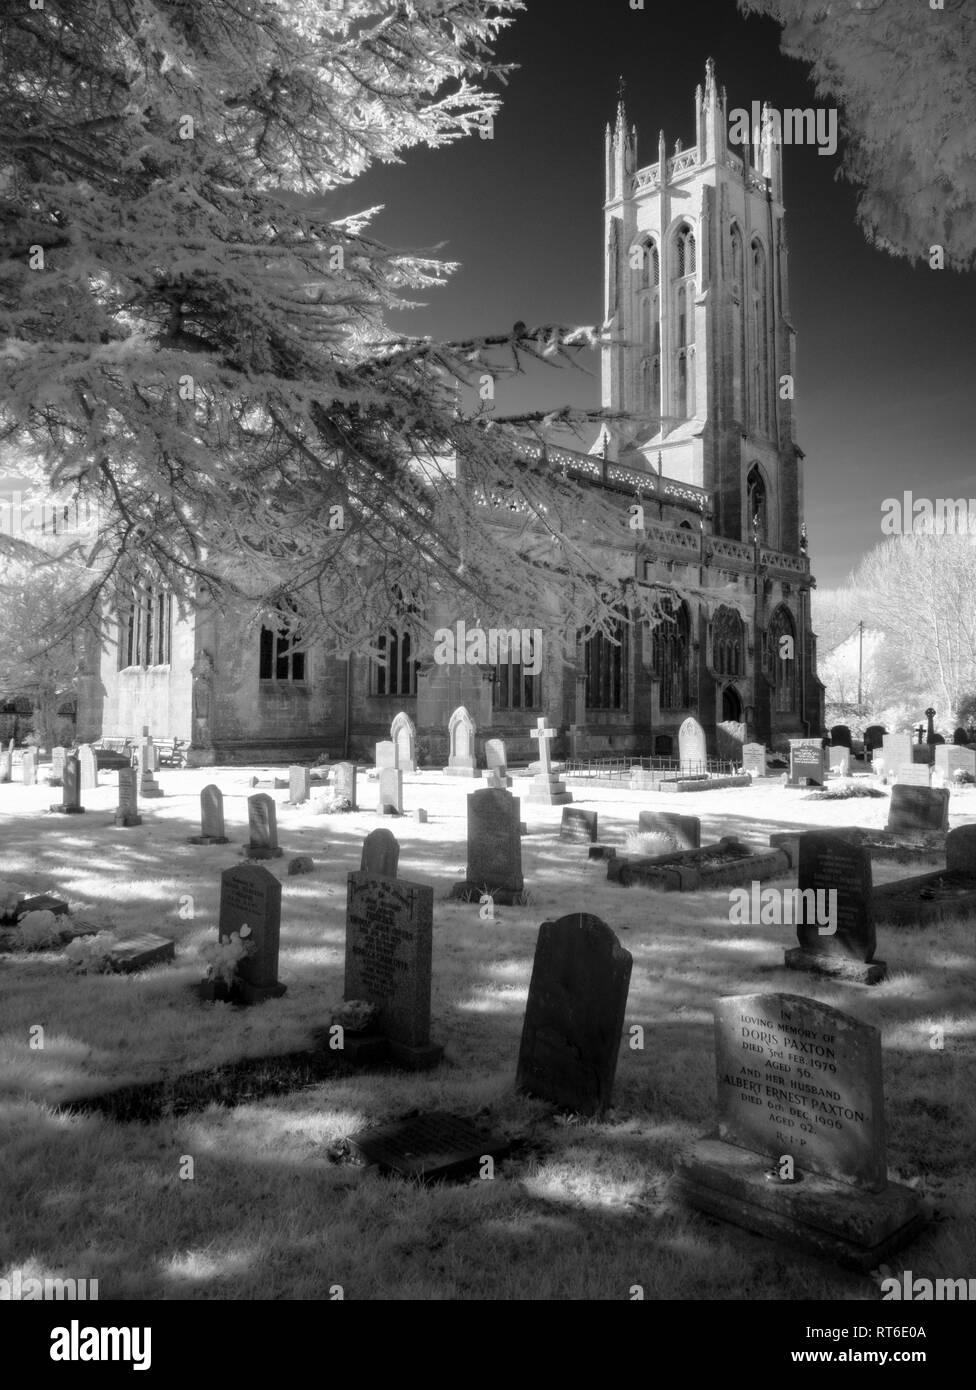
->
[2,751,975,1300]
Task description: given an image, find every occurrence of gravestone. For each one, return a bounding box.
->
[137,736,163,798]
[674,993,926,1270]
[378,767,403,815]
[863,725,886,759]
[289,765,311,805]
[445,706,480,777]
[830,724,852,749]
[453,788,524,903]
[346,1112,509,1182]
[525,716,571,805]
[485,738,512,788]
[742,743,767,778]
[0,746,10,782]
[214,862,285,1003]
[785,832,885,984]
[50,746,66,786]
[828,746,851,776]
[391,711,417,772]
[881,732,913,782]
[788,739,824,787]
[244,793,283,859]
[638,810,700,850]
[21,749,37,785]
[344,871,441,1068]
[934,744,976,782]
[333,761,357,807]
[886,784,949,835]
[895,764,931,787]
[106,934,175,972]
[946,824,976,873]
[560,807,598,844]
[49,755,85,814]
[114,768,142,827]
[361,828,399,878]
[952,726,970,745]
[375,740,397,771]
[77,743,96,791]
[516,913,632,1117]
[715,719,746,764]
[188,784,230,845]
[678,716,707,774]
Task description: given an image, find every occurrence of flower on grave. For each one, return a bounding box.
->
[333,999,379,1032]
[14,909,65,950]
[198,927,255,986]
[65,932,120,973]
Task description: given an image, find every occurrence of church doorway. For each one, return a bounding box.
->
[721,685,742,722]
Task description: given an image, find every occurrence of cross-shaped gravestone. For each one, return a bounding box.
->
[531,718,555,775]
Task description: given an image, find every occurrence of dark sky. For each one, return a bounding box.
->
[343,0,976,590]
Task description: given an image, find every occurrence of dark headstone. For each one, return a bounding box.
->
[674,993,926,1270]
[830,724,852,749]
[245,793,282,859]
[638,810,700,850]
[515,913,632,1117]
[886,785,950,835]
[361,828,399,878]
[114,767,142,827]
[216,863,285,1002]
[946,824,976,874]
[560,807,598,844]
[863,725,886,756]
[785,832,885,984]
[345,1112,509,1183]
[788,739,824,787]
[345,871,439,1066]
[458,788,524,901]
[287,854,314,875]
[952,727,970,745]
[106,934,175,973]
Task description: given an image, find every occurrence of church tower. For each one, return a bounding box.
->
[602,60,802,555]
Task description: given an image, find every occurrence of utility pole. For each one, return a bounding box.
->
[857,620,864,711]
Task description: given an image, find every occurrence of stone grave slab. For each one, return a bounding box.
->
[378,767,403,815]
[107,934,175,973]
[452,788,525,904]
[333,762,357,807]
[788,740,825,787]
[21,750,37,785]
[673,993,926,1270]
[828,746,851,776]
[50,756,85,814]
[678,716,707,774]
[742,743,767,778]
[445,706,481,777]
[345,1112,510,1183]
[895,764,931,787]
[515,913,632,1117]
[638,811,700,850]
[525,717,571,805]
[289,765,311,805]
[78,744,97,790]
[244,793,283,860]
[391,711,417,772]
[886,785,949,836]
[345,871,440,1069]
[784,832,885,984]
[872,825,976,927]
[188,784,230,844]
[375,741,397,771]
[50,746,66,786]
[560,807,598,844]
[114,768,142,827]
[934,745,976,783]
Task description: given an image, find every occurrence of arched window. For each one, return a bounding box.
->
[767,606,797,713]
[260,600,305,682]
[371,628,417,696]
[640,356,654,413]
[118,584,173,669]
[712,606,744,677]
[730,224,742,284]
[730,225,745,420]
[672,225,696,419]
[687,345,695,415]
[684,283,695,347]
[652,355,660,410]
[676,350,688,418]
[675,227,696,279]
[641,239,659,290]
[750,238,770,434]
[747,464,767,542]
[584,613,630,711]
[651,597,691,710]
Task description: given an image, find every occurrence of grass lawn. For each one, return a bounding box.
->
[1,766,974,1300]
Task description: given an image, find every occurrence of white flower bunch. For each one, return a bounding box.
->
[15,910,65,950]
[65,932,120,973]
[199,925,254,986]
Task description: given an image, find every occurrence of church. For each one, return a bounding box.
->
[78,63,824,767]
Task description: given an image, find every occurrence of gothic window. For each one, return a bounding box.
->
[687,345,696,414]
[675,227,696,279]
[747,464,767,542]
[730,225,745,421]
[652,356,660,410]
[750,238,771,434]
[684,283,695,347]
[712,606,744,677]
[671,225,696,419]
[118,586,172,669]
[259,602,306,682]
[767,605,797,713]
[676,351,688,418]
[370,627,418,696]
[584,614,630,711]
[651,596,691,710]
[493,655,542,711]
[640,356,654,413]
[639,238,659,290]
[730,224,742,285]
